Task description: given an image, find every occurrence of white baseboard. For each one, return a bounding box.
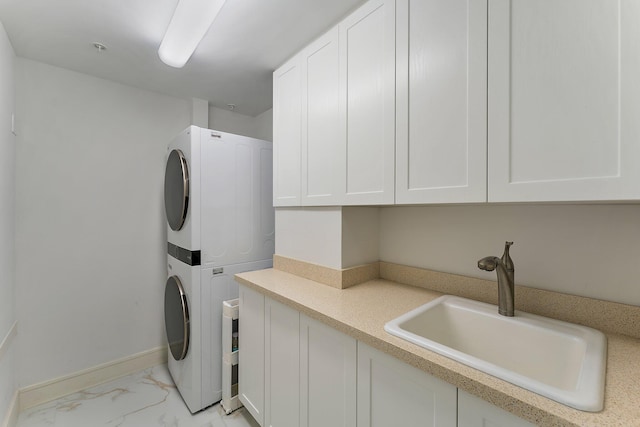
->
[19,346,168,411]
[1,391,19,427]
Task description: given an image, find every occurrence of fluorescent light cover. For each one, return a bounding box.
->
[159,0,227,68]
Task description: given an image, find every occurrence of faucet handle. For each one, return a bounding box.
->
[502,241,514,271]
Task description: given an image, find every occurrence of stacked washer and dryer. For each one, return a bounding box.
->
[163,125,274,413]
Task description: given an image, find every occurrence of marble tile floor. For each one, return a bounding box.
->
[17,364,260,427]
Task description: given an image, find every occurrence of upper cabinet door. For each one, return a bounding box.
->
[488,0,640,202]
[339,0,396,205]
[273,56,302,206]
[396,0,488,204]
[300,28,343,206]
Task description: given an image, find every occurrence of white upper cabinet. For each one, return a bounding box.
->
[339,0,396,205]
[275,0,640,206]
[273,56,302,206]
[301,28,343,206]
[488,0,640,202]
[396,0,487,204]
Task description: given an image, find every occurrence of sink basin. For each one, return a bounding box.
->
[384,295,607,411]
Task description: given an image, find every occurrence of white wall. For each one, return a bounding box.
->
[0,19,16,423]
[274,207,379,269]
[209,106,273,141]
[14,58,191,388]
[277,204,640,307]
[342,207,379,267]
[275,207,343,269]
[253,108,273,142]
[380,204,640,307]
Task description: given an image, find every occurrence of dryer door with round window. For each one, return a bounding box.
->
[164,149,190,231]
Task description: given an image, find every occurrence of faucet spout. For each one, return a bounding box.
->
[477,242,515,317]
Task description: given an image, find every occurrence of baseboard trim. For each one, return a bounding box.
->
[1,391,19,427]
[273,255,379,289]
[19,346,168,411]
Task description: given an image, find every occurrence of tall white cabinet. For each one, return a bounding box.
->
[395,0,487,204]
[488,0,640,202]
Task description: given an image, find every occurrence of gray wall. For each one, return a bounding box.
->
[379,204,640,307]
[209,106,273,141]
[14,58,192,388]
[13,58,274,389]
[0,20,16,423]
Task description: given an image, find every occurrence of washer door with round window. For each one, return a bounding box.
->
[164,275,190,361]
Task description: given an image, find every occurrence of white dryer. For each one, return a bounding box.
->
[163,126,274,413]
[164,126,275,263]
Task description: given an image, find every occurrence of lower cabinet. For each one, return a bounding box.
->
[458,389,535,427]
[239,285,534,427]
[238,285,357,427]
[357,343,457,427]
[300,314,357,427]
[264,298,300,427]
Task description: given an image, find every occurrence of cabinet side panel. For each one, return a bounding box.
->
[238,286,265,425]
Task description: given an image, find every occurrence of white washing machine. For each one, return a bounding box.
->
[165,255,272,413]
[163,126,274,413]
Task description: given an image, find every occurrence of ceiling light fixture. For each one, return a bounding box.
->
[158,0,227,68]
[93,42,107,52]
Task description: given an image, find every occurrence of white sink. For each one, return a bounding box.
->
[384,295,607,411]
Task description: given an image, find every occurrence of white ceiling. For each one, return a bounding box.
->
[0,0,365,116]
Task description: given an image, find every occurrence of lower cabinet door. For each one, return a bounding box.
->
[238,285,265,426]
[264,298,300,427]
[300,314,357,427]
[458,389,535,427]
[357,342,457,427]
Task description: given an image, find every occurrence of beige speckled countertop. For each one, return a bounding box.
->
[235,268,640,427]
